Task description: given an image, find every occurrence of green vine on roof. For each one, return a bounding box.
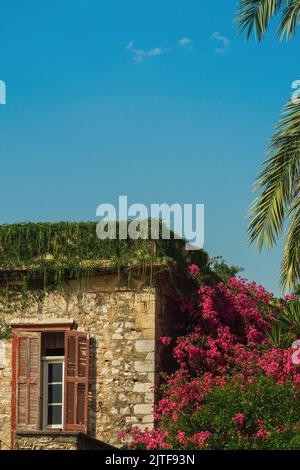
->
[0,221,209,306]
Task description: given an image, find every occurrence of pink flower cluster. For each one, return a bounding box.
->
[125,276,299,449]
[188,264,201,274]
[171,277,300,384]
[232,413,245,428]
[255,429,269,439]
[161,336,172,346]
[128,427,172,450]
[174,430,211,447]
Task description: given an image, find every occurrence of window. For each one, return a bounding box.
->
[41,332,65,429]
[12,327,89,434]
[42,358,64,429]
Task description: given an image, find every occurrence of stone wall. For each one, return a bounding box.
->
[14,431,116,450]
[14,431,79,450]
[0,273,176,449]
[0,338,12,450]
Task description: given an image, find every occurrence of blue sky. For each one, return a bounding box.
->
[0,0,299,295]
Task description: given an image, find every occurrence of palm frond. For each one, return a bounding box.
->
[266,322,293,348]
[278,300,300,334]
[237,2,300,291]
[248,101,300,252]
[278,0,300,39]
[236,0,286,41]
[280,197,300,290]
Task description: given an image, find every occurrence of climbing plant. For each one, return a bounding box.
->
[0,221,211,307]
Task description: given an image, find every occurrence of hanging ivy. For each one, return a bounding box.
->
[0,221,209,306]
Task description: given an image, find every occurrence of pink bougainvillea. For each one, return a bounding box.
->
[188,264,201,274]
[161,336,172,346]
[125,275,300,449]
[255,429,269,439]
[232,413,245,428]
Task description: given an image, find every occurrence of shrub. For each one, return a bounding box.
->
[124,273,300,450]
[168,376,300,450]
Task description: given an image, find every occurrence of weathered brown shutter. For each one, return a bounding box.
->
[64,331,89,432]
[15,331,41,430]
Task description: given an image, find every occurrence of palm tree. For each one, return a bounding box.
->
[236,0,300,291]
[236,1,300,41]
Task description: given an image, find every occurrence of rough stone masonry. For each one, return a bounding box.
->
[0,271,175,449]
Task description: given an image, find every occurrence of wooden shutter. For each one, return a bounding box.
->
[64,331,89,432]
[15,332,41,430]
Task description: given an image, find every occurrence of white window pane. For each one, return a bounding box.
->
[48,383,62,404]
[48,405,62,425]
[48,363,63,382]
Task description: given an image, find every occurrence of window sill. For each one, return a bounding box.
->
[13,430,116,450]
[15,430,82,436]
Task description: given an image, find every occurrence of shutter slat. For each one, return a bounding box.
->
[17,384,26,425]
[64,331,89,432]
[28,384,39,424]
[16,332,41,431]
[78,337,88,377]
[29,337,40,379]
[77,383,85,425]
[67,335,76,376]
[19,337,28,378]
[66,382,75,424]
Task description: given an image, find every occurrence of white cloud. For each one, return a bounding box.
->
[125,36,195,62]
[211,32,231,54]
[132,49,146,62]
[125,41,170,62]
[125,41,145,62]
[179,37,192,47]
[125,40,134,50]
[148,47,165,57]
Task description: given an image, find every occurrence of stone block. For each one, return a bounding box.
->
[142,415,154,423]
[133,404,153,415]
[135,340,155,353]
[133,382,153,393]
[134,361,155,372]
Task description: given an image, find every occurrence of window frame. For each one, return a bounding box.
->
[42,356,65,430]
[11,323,89,449]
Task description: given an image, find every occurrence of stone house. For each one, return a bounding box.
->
[0,222,201,450]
